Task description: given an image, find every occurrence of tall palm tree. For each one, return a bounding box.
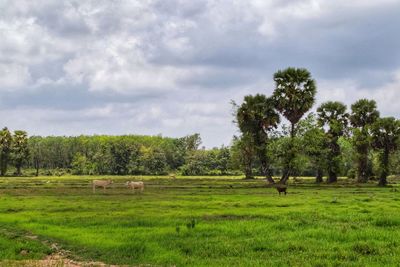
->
[350,99,379,183]
[12,130,29,176]
[0,127,13,176]
[317,101,348,183]
[371,117,400,186]
[235,94,280,183]
[272,67,316,183]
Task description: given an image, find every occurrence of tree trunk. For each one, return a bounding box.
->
[327,140,340,183]
[244,160,253,179]
[378,149,389,186]
[328,170,337,183]
[34,159,40,176]
[279,169,290,184]
[16,164,21,176]
[279,122,296,185]
[357,145,369,183]
[316,169,323,183]
[0,158,7,176]
[260,159,275,184]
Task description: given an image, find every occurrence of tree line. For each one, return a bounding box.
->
[233,67,400,186]
[0,131,234,176]
[1,68,400,184]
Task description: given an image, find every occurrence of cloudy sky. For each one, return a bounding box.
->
[1,0,400,147]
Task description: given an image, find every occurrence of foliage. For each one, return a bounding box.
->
[317,101,349,183]
[230,135,256,179]
[0,127,13,176]
[234,94,279,182]
[71,153,94,175]
[371,117,400,186]
[272,67,317,128]
[350,99,380,182]
[300,114,329,182]
[272,67,317,183]
[11,130,29,176]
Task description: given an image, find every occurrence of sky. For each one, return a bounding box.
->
[1,0,400,147]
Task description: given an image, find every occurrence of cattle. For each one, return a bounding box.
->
[92,179,113,193]
[275,183,287,195]
[125,181,144,193]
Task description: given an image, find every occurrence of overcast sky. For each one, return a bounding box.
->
[1,0,400,147]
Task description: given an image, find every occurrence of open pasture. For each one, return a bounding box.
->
[1,176,400,266]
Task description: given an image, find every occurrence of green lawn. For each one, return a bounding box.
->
[1,176,400,266]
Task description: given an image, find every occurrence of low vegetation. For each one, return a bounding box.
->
[1,176,400,266]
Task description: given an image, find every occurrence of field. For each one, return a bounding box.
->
[1,176,400,266]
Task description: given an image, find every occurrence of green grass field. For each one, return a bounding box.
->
[1,176,400,266]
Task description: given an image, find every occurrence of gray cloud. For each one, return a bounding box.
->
[0,0,399,147]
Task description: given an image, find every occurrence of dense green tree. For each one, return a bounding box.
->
[0,127,13,176]
[371,117,400,186]
[350,99,380,182]
[272,67,316,183]
[140,146,167,175]
[180,150,210,176]
[300,114,329,183]
[230,135,256,179]
[181,134,202,151]
[317,101,348,183]
[12,130,29,175]
[235,94,280,182]
[71,153,94,175]
[216,146,230,175]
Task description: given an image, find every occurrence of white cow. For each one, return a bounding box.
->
[92,179,113,193]
[125,181,144,193]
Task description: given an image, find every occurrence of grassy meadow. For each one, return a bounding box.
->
[1,176,400,266]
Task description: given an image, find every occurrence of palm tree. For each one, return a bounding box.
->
[317,101,348,183]
[12,130,29,176]
[0,127,13,176]
[235,94,280,183]
[272,67,316,183]
[371,117,400,186]
[350,99,379,183]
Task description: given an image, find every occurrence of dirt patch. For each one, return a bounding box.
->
[1,252,127,266]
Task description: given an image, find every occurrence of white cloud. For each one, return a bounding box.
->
[0,63,32,89]
[0,0,399,146]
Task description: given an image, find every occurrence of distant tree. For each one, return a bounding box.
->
[230,135,256,179]
[127,144,143,175]
[338,137,356,178]
[300,114,329,183]
[71,153,92,175]
[0,127,13,176]
[109,140,132,175]
[317,101,348,183]
[371,117,400,186]
[272,67,316,183]
[180,150,210,176]
[216,146,230,175]
[181,134,202,151]
[12,130,29,175]
[350,99,380,182]
[234,94,280,182]
[140,146,167,175]
[29,136,43,176]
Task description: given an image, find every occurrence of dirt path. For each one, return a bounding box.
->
[1,252,127,267]
[0,230,125,267]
